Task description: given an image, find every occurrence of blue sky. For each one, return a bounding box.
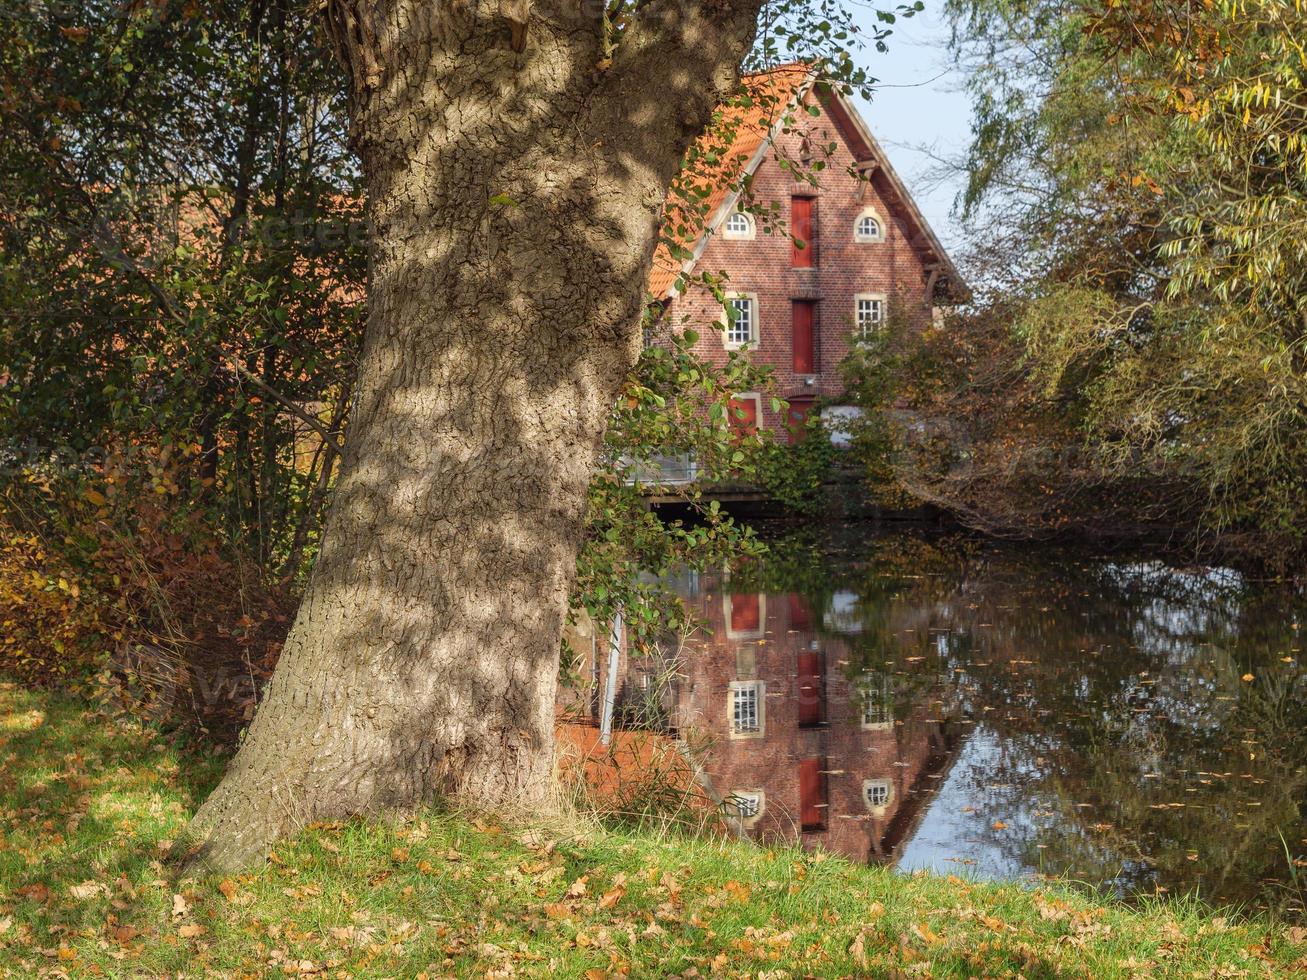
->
[848,1,973,252]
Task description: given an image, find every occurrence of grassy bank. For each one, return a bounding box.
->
[0,682,1303,978]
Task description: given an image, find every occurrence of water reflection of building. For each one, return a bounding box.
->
[595,577,966,864]
[563,543,1307,914]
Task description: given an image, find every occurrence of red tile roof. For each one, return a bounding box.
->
[647,63,813,299]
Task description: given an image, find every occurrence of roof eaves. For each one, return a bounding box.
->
[823,85,971,303]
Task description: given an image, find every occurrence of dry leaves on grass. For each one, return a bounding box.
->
[68,880,107,900]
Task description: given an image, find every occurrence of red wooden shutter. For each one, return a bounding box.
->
[797,651,823,726]
[728,396,758,438]
[791,300,815,374]
[799,758,826,830]
[730,593,760,634]
[791,197,814,267]
[787,593,811,630]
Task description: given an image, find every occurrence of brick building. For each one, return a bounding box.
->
[595,574,967,863]
[647,64,964,441]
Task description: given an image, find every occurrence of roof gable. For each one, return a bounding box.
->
[647,63,814,300]
[648,66,964,302]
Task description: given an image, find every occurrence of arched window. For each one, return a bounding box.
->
[863,778,894,811]
[854,208,884,243]
[722,211,756,240]
[728,789,765,823]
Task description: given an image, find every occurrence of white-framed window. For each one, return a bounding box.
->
[727,680,765,737]
[863,778,894,811]
[727,789,765,824]
[854,293,885,341]
[722,211,756,241]
[724,293,759,348]
[854,207,885,243]
[860,671,893,730]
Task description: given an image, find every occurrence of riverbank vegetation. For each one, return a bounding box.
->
[2,681,1303,977]
[844,0,1307,568]
[2,0,1306,965]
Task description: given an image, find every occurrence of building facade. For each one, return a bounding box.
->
[647,65,963,443]
[589,573,967,863]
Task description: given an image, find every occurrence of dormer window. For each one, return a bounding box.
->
[723,211,756,241]
[854,208,884,243]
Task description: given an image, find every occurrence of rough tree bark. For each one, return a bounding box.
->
[184,0,766,871]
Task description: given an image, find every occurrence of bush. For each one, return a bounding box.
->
[0,462,292,739]
[0,517,108,686]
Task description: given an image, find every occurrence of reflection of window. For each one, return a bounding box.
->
[823,590,863,633]
[863,778,893,810]
[860,672,893,729]
[723,211,756,240]
[728,680,765,737]
[728,789,764,822]
[724,592,765,639]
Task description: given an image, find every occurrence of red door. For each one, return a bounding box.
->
[791,300,815,374]
[791,197,814,267]
[729,593,760,634]
[785,398,814,444]
[799,758,826,830]
[797,651,823,726]
[728,396,758,438]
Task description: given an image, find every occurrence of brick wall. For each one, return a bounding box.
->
[658,580,960,863]
[661,91,935,437]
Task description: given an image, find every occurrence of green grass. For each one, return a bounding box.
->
[0,682,1304,978]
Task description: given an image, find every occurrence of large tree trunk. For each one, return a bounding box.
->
[185,0,763,872]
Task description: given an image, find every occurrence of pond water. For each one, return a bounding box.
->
[605,527,1307,918]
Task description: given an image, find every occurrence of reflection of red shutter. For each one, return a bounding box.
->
[791,197,814,267]
[800,758,826,829]
[728,396,758,437]
[792,301,815,373]
[787,593,811,630]
[797,651,823,726]
[730,593,760,634]
[785,398,814,444]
